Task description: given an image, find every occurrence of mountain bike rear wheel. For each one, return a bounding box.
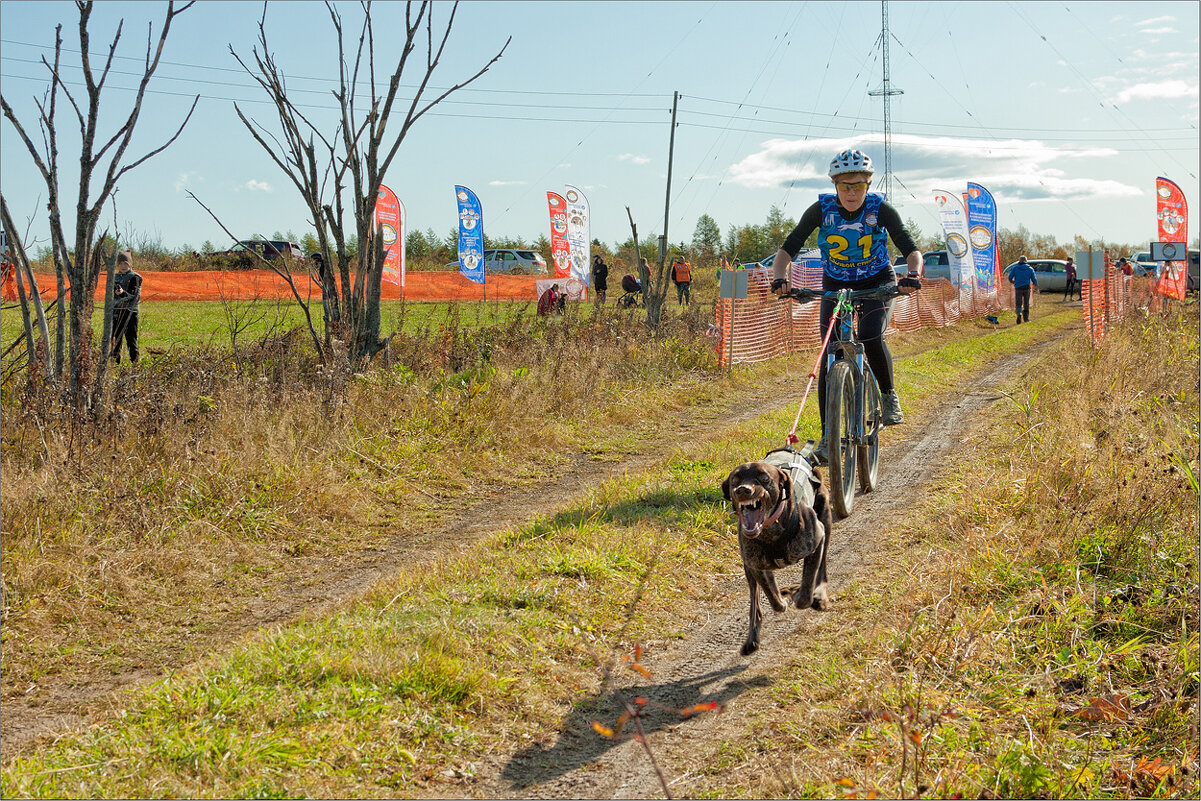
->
[825,360,858,518]
[858,365,882,493]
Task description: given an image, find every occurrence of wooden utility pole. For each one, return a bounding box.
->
[660,90,679,268]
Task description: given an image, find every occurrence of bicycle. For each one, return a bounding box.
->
[785,280,917,517]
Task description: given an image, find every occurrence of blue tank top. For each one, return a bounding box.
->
[817,193,891,282]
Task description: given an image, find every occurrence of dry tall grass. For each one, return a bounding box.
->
[0,301,717,693]
[737,302,1200,799]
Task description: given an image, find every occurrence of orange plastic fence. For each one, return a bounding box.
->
[714,263,1014,368]
[1081,271,1161,345]
[20,270,542,302]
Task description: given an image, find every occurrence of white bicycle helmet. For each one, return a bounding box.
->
[828,149,874,178]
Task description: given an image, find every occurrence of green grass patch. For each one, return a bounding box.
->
[0,305,1100,798]
[686,306,1199,800]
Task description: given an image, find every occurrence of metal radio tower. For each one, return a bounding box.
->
[868,0,903,199]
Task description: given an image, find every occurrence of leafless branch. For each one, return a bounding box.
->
[187,191,325,360]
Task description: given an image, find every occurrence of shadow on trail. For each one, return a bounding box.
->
[499,663,769,792]
[505,484,727,548]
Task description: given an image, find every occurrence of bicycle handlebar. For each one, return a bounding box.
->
[783,276,921,304]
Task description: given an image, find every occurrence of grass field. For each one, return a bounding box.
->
[1,297,618,354]
[0,270,716,356]
[1,296,1195,798]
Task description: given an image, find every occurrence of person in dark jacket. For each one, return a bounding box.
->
[1063,257,1077,301]
[111,250,142,363]
[591,254,608,304]
[1007,255,1037,324]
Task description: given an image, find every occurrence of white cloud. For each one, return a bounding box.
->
[488,180,526,186]
[726,133,1137,203]
[1136,15,1175,26]
[618,153,651,165]
[1112,79,1198,104]
[1140,27,1176,34]
[244,179,272,193]
[174,171,199,192]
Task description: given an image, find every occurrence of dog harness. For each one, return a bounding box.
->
[760,450,824,569]
[762,449,821,510]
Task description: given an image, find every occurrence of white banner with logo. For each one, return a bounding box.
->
[931,188,972,289]
[564,184,590,285]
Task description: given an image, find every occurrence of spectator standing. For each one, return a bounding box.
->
[111,250,142,363]
[1118,257,1134,277]
[591,254,608,304]
[670,257,692,306]
[1063,257,1078,301]
[310,251,330,286]
[1007,255,1037,324]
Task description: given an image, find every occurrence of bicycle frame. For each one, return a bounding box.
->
[786,282,905,516]
[826,291,870,449]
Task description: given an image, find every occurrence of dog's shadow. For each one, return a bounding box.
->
[499,664,769,790]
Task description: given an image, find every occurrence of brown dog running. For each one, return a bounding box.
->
[722,452,833,656]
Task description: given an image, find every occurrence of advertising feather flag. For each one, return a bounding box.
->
[931,188,972,289]
[564,184,590,285]
[964,183,997,292]
[455,185,485,285]
[547,191,571,279]
[375,184,404,295]
[1155,177,1188,301]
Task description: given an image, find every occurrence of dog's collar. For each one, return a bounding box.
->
[735,497,792,535]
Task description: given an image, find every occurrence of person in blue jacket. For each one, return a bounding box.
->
[1007,255,1037,324]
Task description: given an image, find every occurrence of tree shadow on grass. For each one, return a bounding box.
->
[499,662,769,791]
[508,484,729,546]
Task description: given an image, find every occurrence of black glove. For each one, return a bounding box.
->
[770,278,789,292]
[898,276,922,290]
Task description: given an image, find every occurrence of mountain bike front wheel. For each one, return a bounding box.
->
[858,365,882,493]
[825,359,858,518]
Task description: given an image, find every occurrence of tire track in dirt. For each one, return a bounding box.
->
[0,367,813,757]
[1,327,1058,767]
[483,343,1051,799]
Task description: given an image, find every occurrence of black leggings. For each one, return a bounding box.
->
[817,292,894,429]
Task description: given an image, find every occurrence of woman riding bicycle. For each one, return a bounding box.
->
[769,149,922,461]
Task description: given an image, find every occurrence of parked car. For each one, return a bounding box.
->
[895,250,956,281]
[1004,259,1069,293]
[1132,251,1157,275]
[444,249,548,274]
[487,248,546,274]
[213,239,305,266]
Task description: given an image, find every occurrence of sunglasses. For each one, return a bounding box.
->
[835,181,870,192]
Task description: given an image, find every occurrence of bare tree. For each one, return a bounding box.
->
[231,0,509,366]
[0,0,198,403]
[625,208,673,328]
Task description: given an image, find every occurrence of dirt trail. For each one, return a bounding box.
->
[0,349,836,757]
[1,325,1058,770]
[476,342,1053,799]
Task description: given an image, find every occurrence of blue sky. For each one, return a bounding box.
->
[2,0,1198,256]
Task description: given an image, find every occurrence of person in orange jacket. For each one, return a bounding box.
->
[671,257,692,306]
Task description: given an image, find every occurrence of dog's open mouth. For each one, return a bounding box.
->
[736,499,768,537]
